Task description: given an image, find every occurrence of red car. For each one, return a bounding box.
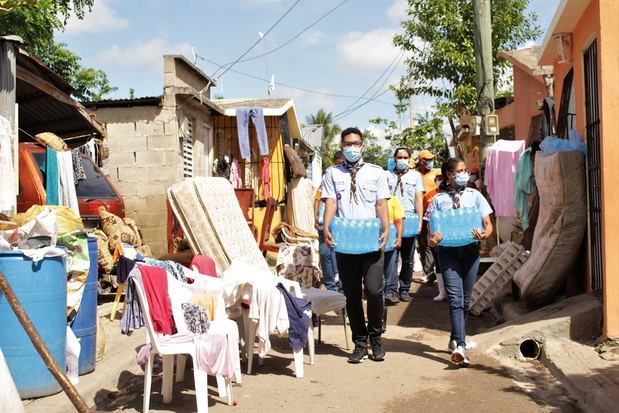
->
[17,142,125,227]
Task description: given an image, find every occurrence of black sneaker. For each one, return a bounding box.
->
[426,273,437,284]
[348,344,368,364]
[399,291,412,302]
[370,338,386,361]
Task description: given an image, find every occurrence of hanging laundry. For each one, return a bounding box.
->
[276,283,311,349]
[235,107,269,159]
[45,147,59,206]
[514,147,536,230]
[190,255,217,277]
[484,139,525,217]
[260,157,271,200]
[0,116,16,216]
[72,149,86,182]
[140,266,176,335]
[57,150,80,216]
[229,158,242,188]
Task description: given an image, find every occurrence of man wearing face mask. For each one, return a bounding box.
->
[322,127,390,364]
[384,147,425,304]
[416,150,441,284]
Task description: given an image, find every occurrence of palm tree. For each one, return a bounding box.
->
[305,109,341,165]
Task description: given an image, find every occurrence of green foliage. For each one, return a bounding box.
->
[370,112,449,164]
[361,128,390,168]
[393,0,541,116]
[305,109,341,169]
[0,0,116,101]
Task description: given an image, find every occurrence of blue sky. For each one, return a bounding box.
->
[57,0,561,138]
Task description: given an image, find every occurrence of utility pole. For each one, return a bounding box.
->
[408,77,415,130]
[472,0,495,152]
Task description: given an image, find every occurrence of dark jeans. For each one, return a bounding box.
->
[318,230,339,291]
[337,251,384,347]
[383,249,398,296]
[437,243,480,348]
[383,237,416,296]
[398,236,416,294]
[418,221,440,276]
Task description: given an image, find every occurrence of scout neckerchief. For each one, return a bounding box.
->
[342,159,365,204]
[444,184,466,209]
[394,166,409,197]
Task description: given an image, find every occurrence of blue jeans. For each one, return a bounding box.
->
[235,107,269,158]
[398,236,416,294]
[318,230,339,291]
[437,243,480,348]
[383,249,398,296]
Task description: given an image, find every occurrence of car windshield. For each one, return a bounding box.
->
[32,152,118,199]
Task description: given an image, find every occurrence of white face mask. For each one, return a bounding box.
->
[454,171,470,187]
[395,159,409,170]
[343,146,362,163]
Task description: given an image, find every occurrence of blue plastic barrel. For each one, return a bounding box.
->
[71,236,98,375]
[0,251,67,399]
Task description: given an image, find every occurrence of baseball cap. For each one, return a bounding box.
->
[417,150,436,160]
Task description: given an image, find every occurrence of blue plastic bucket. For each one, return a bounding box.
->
[0,251,67,399]
[71,236,98,375]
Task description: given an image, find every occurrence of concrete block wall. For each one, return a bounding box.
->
[90,106,181,256]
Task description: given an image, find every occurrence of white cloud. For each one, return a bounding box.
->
[386,0,409,23]
[63,0,129,35]
[96,38,192,71]
[336,28,401,70]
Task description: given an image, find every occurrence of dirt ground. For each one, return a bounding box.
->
[92,276,579,413]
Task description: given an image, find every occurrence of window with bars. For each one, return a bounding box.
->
[182,118,194,178]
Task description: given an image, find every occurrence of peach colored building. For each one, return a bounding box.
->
[539,0,619,338]
[496,47,553,143]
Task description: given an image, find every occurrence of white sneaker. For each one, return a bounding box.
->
[448,340,477,351]
[450,346,470,366]
[433,293,447,302]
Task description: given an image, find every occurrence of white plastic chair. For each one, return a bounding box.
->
[131,276,233,413]
[165,272,242,397]
[242,279,315,378]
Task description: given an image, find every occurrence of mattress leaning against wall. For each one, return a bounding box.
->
[513,150,587,309]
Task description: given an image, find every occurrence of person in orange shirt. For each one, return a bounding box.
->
[416,150,442,286]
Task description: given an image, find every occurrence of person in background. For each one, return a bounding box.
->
[323,127,390,364]
[384,147,424,305]
[315,151,345,291]
[382,186,405,306]
[416,149,441,284]
[426,158,493,366]
[468,166,482,190]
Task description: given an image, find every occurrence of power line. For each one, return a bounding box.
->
[333,52,406,121]
[212,0,302,79]
[196,54,395,105]
[220,0,348,65]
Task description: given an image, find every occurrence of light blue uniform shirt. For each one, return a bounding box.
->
[424,187,494,221]
[386,169,425,215]
[322,162,390,219]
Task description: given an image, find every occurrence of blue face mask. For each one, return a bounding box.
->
[343,146,362,163]
[425,160,434,169]
[396,159,409,170]
[454,172,470,187]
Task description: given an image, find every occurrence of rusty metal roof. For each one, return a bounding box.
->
[13,45,107,146]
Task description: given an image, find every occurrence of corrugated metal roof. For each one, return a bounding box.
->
[301,124,324,150]
[83,96,163,108]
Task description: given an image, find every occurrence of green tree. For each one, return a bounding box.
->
[361,128,390,168]
[371,112,449,164]
[305,109,341,169]
[393,0,541,116]
[0,0,117,100]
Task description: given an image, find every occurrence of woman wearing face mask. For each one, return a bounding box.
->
[425,158,493,366]
[384,148,425,304]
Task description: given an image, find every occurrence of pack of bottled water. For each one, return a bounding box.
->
[383,222,398,252]
[402,213,420,238]
[429,206,483,247]
[330,217,394,254]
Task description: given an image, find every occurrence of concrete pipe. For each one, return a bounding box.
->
[519,338,542,360]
